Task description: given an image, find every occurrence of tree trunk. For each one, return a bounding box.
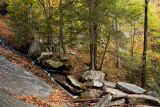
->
[131,27,136,57]
[114,16,121,68]
[88,0,99,70]
[59,0,66,55]
[141,0,149,88]
[99,35,110,70]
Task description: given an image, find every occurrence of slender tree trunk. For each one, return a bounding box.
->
[88,0,99,70]
[141,0,149,88]
[99,36,110,70]
[114,16,121,68]
[59,0,66,55]
[131,27,136,57]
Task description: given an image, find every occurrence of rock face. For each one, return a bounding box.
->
[28,38,41,59]
[0,56,52,98]
[0,89,35,107]
[127,94,160,106]
[117,82,146,94]
[42,59,63,69]
[82,70,105,82]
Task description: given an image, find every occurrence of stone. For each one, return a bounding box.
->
[103,87,127,97]
[81,89,103,99]
[42,59,63,69]
[37,52,53,62]
[107,99,125,107]
[28,38,41,59]
[103,81,116,88]
[127,94,160,106]
[117,82,146,94]
[147,91,160,98]
[0,89,35,107]
[60,56,69,61]
[82,70,105,82]
[94,94,112,107]
[54,79,83,96]
[68,51,75,55]
[66,75,83,89]
[0,56,52,98]
[86,81,103,88]
[136,105,159,107]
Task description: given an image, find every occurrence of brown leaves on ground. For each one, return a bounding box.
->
[16,89,73,107]
[0,17,14,42]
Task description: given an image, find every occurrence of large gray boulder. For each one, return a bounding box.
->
[28,38,41,59]
[0,89,36,107]
[82,70,105,82]
[0,56,52,98]
[117,82,146,94]
[42,59,63,69]
[127,94,160,106]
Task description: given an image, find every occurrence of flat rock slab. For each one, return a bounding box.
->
[127,94,160,106]
[66,75,83,89]
[94,94,112,107]
[103,81,116,88]
[117,82,146,94]
[107,99,125,107]
[0,56,52,98]
[0,89,36,107]
[103,87,127,97]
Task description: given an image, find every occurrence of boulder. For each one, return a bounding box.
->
[107,99,125,107]
[42,59,63,69]
[94,94,112,107]
[60,56,69,61]
[85,81,103,88]
[37,52,53,62]
[0,56,52,98]
[103,87,127,97]
[68,51,75,55]
[117,82,146,94]
[82,70,105,82]
[54,79,83,96]
[127,94,160,106]
[81,89,103,99]
[147,91,160,98]
[103,81,116,88]
[66,75,83,89]
[28,38,41,59]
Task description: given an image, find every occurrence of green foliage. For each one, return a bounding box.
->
[7,0,38,49]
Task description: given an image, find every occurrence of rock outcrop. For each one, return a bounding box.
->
[0,56,52,98]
